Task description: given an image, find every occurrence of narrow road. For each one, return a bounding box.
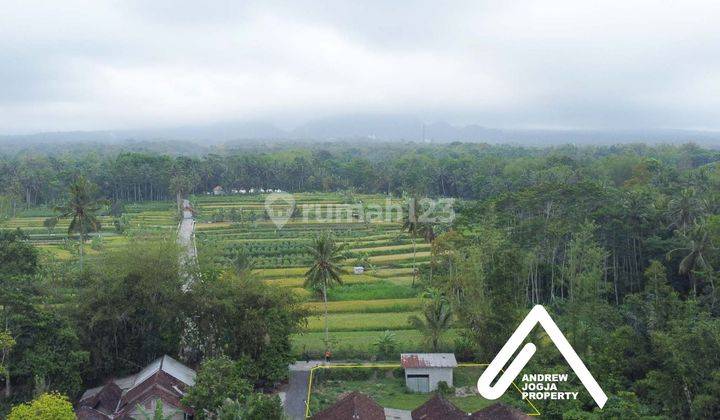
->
[285,370,311,419]
[177,199,197,290]
[285,361,323,419]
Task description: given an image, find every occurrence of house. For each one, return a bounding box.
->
[76,355,196,419]
[311,391,385,420]
[470,403,532,419]
[353,266,365,274]
[401,353,457,393]
[212,185,224,195]
[411,394,468,420]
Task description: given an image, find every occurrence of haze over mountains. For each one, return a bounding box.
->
[2,115,720,148]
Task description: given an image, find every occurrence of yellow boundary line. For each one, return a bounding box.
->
[304,363,541,418]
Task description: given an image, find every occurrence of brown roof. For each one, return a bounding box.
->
[471,403,532,419]
[77,355,196,419]
[312,391,386,420]
[411,395,469,420]
[401,353,458,368]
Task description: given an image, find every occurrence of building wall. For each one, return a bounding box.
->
[405,367,454,392]
[129,398,188,420]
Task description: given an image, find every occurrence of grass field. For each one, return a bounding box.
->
[191,192,434,358]
[307,365,536,415]
[0,201,177,261]
[2,192,435,358]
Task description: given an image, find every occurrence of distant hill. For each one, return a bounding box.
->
[2,115,719,148]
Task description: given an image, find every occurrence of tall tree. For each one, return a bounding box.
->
[304,232,346,359]
[408,289,453,352]
[668,187,699,233]
[667,220,716,298]
[402,197,420,286]
[54,177,106,270]
[0,330,15,399]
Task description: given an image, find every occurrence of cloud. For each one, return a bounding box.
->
[0,0,719,133]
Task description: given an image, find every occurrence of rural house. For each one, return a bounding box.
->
[401,353,457,393]
[76,355,196,419]
[411,394,468,419]
[311,391,386,420]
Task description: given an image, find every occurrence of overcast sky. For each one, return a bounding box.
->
[1,0,720,134]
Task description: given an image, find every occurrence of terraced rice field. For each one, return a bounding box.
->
[192,192,436,358]
[0,202,177,261]
[2,193,437,357]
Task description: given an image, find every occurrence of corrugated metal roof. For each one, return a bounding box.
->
[401,353,458,368]
[79,355,196,402]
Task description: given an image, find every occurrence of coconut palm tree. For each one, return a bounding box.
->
[304,232,347,358]
[408,289,453,351]
[667,187,699,233]
[402,197,420,286]
[667,220,716,298]
[55,177,107,270]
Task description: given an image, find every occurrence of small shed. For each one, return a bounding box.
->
[212,185,224,195]
[401,353,457,393]
[353,266,365,274]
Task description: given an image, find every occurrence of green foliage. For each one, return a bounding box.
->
[188,274,307,384]
[408,289,453,351]
[182,356,255,418]
[0,230,38,277]
[373,330,398,359]
[7,392,74,420]
[113,215,129,234]
[435,381,454,397]
[42,217,57,234]
[216,394,285,420]
[74,239,185,382]
[135,400,176,420]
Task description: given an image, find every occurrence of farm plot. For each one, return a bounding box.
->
[192,192,432,358]
[0,201,176,261]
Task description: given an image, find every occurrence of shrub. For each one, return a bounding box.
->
[7,393,75,420]
[436,381,454,397]
[373,330,398,359]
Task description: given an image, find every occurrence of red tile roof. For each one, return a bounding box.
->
[471,403,532,419]
[312,391,386,420]
[411,395,468,420]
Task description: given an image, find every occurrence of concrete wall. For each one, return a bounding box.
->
[405,367,454,392]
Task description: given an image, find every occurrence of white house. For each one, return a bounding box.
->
[401,353,457,393]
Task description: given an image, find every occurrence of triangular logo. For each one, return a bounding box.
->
[477,305,608,408]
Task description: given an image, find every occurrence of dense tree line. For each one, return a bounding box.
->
[2,140,720,418]
[1,142,718,214]
[0,231,306,417]
[417,145,720,417]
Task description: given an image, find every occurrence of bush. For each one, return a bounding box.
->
[436,381,454,397]
[7,393,75,420]
[373,330,398,359]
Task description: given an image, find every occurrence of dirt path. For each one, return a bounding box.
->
[178,199,197,290]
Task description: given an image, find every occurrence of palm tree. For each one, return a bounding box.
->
[304,232,347,359]
[403,197,420,286]
[667,220,716,298]
[408,289,453,351]
[55,177,107,270]
[667,187,698,233]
